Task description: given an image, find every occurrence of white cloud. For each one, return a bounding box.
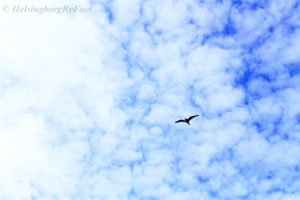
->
[1,0,300,199]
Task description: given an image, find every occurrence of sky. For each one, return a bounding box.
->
[0,0,300,199]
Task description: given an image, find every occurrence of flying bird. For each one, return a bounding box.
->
[175,115,199,125]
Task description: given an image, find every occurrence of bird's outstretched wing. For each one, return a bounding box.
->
[187,115,199,122]
[175,119,185,123]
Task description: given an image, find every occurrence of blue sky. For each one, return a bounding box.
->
[0,0,300,199]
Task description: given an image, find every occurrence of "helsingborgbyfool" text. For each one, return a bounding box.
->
[9,5,92,14]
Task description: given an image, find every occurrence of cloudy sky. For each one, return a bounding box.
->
[1,0,300,199]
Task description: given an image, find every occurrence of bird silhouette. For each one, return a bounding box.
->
[175,115,199,125]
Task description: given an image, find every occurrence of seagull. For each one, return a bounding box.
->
[175,115,199,125]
